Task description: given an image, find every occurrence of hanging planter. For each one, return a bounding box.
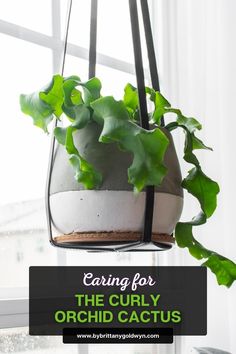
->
[19,0,236,287]
[20,74,236,285]
[49,118,183,249]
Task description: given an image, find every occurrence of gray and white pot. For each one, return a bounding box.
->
[49,122,183,250]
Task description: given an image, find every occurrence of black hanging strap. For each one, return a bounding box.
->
[129,0,149,130]
[129,0,154,243]
[140,0,164,126]
[46,0,73,245]
[89,0,98,79]
[140,0,160,92]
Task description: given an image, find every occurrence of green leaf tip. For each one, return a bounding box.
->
[175,222,236,287]
[183,167,220,218]
[20,92,54,133]
[39,74,64,118]
[203,255,236,288]
[69,154,102,190]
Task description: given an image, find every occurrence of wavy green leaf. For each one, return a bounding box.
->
[62,77,98,129]
[146,89,171,125]
[54,126,67,145]
[124,83,138,111]
[79,77,101,104]
[176,114,202,133]
[20,92,54,133]
[54,126,102,189]
[69,154,102,190]
[183,167,219,218]
[175,221,236,287]
[123,83,139,121]
[71,105,91,129]
[63,75,82,107]
[63,76,101,106]
[165,108,236,287]
[166,121,200,166]
[91,96,169,192]
[203,254,236,287]
[149,89,202,134]
[39,74,64,118]
[62,104,91,128]
[192,134,212,151]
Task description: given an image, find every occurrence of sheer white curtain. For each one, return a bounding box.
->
[153,0,236,353]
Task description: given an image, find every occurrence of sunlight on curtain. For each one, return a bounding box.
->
[154,1,236,353]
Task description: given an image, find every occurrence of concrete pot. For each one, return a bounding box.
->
[49,122,183,248]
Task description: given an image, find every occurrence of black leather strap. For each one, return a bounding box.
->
[129,0,154,243]
[129,0,149,130]
[46,0,73,245]
[89,0,98,79]
[140,0,164,126]
[140,0,160,92]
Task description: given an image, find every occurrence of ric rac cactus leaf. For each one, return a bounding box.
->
[79,77,102,104]
[175,221,236,287]
[203,254,236,287]
[124,83,139,111]
[165,105,235,287]
[63,75,82,107]
[91,96,169,192]
[39,74,64,118]
[183,167,219,218]
[20,92,54,133]
[69,154,102,190]
[54,126,102,189]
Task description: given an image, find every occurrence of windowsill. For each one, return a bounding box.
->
[0,298,28,328]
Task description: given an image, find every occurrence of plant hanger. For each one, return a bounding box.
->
[46,0,172,252]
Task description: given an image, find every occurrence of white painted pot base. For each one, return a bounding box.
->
[50,190,183,236]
